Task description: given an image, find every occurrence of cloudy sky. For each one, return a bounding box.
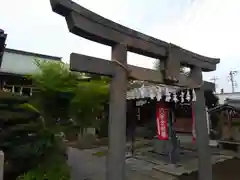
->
[1,0,240,93]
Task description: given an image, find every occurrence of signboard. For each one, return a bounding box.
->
[156,103,169,140]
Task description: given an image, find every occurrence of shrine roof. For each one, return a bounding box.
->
[208,104,240,113]
[50,0,220,72]
[223,98,240,110]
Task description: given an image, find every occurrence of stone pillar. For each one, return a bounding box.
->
[107,44,128,180]
[0,151,4,180]
[192,88,212,180]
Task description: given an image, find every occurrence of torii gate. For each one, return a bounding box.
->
[49,1,220,180]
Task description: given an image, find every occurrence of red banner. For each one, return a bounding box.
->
[156,103,169,140]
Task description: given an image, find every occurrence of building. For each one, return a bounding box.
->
[127,81,216,138]
[2,48,61,75]
[216,92,240,105]
[0,48,62,95]
[0,28,63,95]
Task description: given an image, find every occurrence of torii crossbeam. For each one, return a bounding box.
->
[50,1,220,180]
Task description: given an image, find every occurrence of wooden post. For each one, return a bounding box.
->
[107,44,128,180]
[192,88,212,180]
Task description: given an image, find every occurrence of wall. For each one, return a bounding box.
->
[174,117,192,133]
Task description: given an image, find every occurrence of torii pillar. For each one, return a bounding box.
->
[107,44,128,179]
[193,88,212,180]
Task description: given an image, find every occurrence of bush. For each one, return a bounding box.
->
[0,92,69,179]
[17,154,70,180]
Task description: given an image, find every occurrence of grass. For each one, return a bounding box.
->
[17,154,70,180]
[92,150,108,157]
[66,137,108,150]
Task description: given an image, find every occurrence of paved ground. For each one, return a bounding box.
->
[179,158,240,180]
[67,146,240,180]
[67,147,176,180]
[68,147,106,180]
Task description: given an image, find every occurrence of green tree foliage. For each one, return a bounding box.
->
[70,80,108,134]
[31,60,79,92]
[29,59,109,133]
[29,60,79,127]
[17,153,70,180]
[0,91,68,180]
[0,59,110,180]
[0,59,109,179]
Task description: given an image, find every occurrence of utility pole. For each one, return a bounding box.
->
[228,70,238,93]
[210,76,219,91]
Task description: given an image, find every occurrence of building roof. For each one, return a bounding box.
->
[0,48,63,75]
[216,92,240,96]
[208,98,240,113]
[5,48,62,61]
[224,98,240,109]
[225,98,240,102]
[216,92,240,105]
[208,104,238,113]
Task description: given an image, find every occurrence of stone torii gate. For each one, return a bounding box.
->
[50,1,220,180]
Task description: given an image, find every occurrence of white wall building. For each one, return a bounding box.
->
[0,48,62,95]
[216,92,240,105]
[1,48,62,75]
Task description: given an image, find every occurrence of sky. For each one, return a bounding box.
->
[1,0,240,93]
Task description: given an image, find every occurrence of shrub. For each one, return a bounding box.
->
[17,153,70,180]
[0,92,69,179]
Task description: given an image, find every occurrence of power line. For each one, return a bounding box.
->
[228,70,238,93]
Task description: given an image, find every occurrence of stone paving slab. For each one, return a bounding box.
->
[126,157,177,180]
[134,147,235,176]
[68,147,177,180]
[153,155,234,176]
[68,146,238,180]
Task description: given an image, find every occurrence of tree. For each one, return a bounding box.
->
[29,60,79,128]
[29,60,109,135]
[1,59,110,180]
[0,91,68,180]
[70,79,108,135]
